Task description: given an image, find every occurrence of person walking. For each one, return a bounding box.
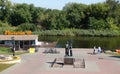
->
[98,46,102,54]
[93,46,96,54]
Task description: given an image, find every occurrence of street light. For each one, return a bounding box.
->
[11,36,15,56]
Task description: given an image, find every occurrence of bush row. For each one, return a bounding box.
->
[34,29,120,37]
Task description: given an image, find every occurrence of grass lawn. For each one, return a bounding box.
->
[110,53,120,56]
[0,64,14,72]
[0,47,10,54]
[106,51,120,56]
[0,47,28,55]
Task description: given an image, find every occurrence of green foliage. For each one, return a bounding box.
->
[0,47,10,54]
[0,27,15,34]
[0,21,9,27]
[34,29,74,36]
[63,3,87,28]
[0,21,15,34]
[17,23,38,31]
[43,10,69,30]
[31,6,46,24]
[105,0,120,27]
[106,17,119,30]
[0,0,120,36]
[106,52,120,56]
[0,0,12,22]
[34,29,120,37]
[87,3,109,19]
[9,3,32,26]
[88,17,107,30]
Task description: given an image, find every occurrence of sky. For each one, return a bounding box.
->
[10,0,106,10]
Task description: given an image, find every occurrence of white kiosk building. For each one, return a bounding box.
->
[0,35,38,50]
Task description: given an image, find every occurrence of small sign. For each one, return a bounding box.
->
[5,30,32,35]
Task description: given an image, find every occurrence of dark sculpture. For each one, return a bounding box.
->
[11,37,15,56]
[65,41,73,56]
[69,42,72,56]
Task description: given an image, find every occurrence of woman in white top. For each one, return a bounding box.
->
[98,46,102,54]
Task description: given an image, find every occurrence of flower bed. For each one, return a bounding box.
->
[0,56,21,64]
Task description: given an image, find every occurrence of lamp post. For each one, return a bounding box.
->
[11,36,15,56]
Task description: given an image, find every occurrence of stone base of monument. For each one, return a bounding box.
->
[64,56,74,65]
[51,57,85,68]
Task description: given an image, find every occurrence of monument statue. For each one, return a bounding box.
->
[65,41,73,56]
[65,41,69,56]
[69,42,72,56]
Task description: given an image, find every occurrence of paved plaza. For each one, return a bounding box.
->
[1,48,120,74]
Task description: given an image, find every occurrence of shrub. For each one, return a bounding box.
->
[17,23,38,31]
[34,29,120,37]
[0,21,15,34]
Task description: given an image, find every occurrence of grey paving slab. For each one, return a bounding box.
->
[1,48,120,74]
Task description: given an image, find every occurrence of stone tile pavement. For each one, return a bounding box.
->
[1,48,120,74]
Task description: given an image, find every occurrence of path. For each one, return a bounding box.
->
[1,48,120,74]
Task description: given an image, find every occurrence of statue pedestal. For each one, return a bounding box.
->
[64,56,74,65]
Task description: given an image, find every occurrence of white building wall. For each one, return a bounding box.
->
[35,39,38,45]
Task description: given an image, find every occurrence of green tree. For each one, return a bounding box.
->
[105,0,119,17]
[43,9,69,30]
[0,0,12,22]
[105,0,120,29]
[83,3,110,29]
[56,11,70,29]
[63,3,87,28]
[29,5,46,25]
[42,9,59,30]
[9,3,32,26]
[88,17,107,30]
[106,17,119,30]
[87,3,109,19]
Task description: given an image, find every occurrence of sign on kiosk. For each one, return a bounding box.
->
[5,30,32,35]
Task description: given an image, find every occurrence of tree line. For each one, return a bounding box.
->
[0,0,120,31]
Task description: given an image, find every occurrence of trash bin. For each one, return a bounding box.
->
[29,48,35,53]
